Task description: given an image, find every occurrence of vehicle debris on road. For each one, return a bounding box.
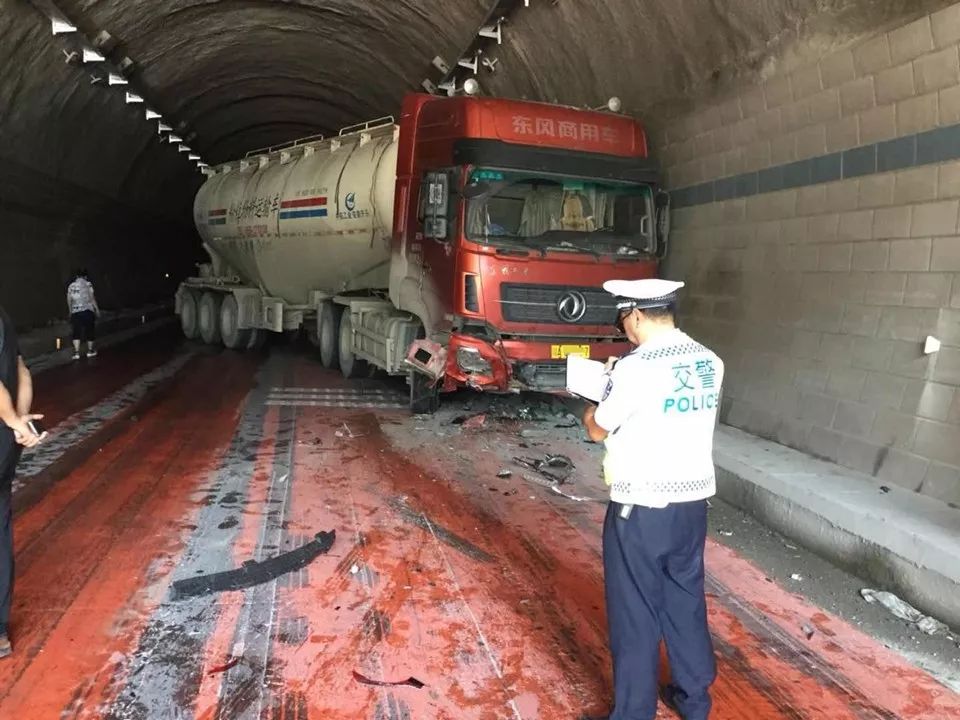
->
[860,588,951,635]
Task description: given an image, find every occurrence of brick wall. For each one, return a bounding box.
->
[659,5,960,505]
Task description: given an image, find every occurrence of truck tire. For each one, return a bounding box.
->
[199,292,223,345]
[338,312,368,379]
[180,290,200,340]
[220,295,251,350]
[409,371,440,414]
[319,303,343,369]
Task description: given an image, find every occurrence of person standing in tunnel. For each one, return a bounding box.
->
[580,279,723,720]
[67,269,100,360]
[0,304,45,658]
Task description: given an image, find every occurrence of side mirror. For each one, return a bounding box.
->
[655,189,671,259]
[424,172,450,239]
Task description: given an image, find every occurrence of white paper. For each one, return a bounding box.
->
[565,355,609,402]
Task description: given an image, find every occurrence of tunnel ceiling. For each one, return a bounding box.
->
[1,0,956,219]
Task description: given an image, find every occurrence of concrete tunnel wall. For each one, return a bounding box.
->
[660,4,960,507]
[2,0,960,504]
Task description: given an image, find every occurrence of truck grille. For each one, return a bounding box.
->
[515,361,567,391]
[500,284,618,325]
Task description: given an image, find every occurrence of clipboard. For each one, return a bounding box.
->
[565,355,610,403]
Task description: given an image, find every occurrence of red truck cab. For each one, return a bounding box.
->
[392,93,668,394]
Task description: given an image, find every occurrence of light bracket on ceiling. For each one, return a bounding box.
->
[82,47,105,63]
[157,122,173,134]
[458,53,480,74]
[168,134,183,143]
[145,108,162,120]
[478,18,504,44]
[108,72,127,86]
[178,145,192,153]
[125,92,144,104]
[51,18,76,35]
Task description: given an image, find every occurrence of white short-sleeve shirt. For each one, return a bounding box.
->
[594,328,724,508]
[68,278,96,314]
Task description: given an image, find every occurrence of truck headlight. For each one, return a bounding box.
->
[457,347,492,374]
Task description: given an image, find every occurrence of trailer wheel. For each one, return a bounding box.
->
[319,303,343,370]
[198,292,223,345]
[219,295,251,350]
[409,371,440,415]
[180,290,200,340]
[338,312,368,379]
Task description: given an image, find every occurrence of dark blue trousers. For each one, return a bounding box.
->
[0,447,18,636]
[603,500,715,720]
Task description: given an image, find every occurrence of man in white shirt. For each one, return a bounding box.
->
[66,269,100,360]
[581,278,723,720]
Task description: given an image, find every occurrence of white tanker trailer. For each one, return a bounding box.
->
[176,93,666,412]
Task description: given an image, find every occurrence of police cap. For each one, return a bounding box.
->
[603,278,684,310]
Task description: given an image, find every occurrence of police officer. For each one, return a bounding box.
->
[581,278,723,720]
[0,304,44,659]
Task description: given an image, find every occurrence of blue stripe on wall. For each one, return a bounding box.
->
[671,121,960,208]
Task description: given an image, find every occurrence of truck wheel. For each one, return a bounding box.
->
[338,312,368,379]
[409,371,440,414]
[220,295,251,350]
[319,303,343,369]
[180,291,200,340]
[199,292,223,345]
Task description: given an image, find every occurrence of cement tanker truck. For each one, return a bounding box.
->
[177,93,669,412]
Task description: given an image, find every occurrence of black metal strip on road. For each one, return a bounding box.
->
[169,531,335,600]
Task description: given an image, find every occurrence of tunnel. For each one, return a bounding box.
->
[1,0,960,717]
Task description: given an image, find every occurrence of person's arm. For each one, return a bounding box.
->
[582,405,609,442]
[0,381,39,449]
[91,285,100,316]
[16,357,32,417]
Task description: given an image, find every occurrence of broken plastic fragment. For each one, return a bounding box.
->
[352,670,425,689]
[861,588,949,635]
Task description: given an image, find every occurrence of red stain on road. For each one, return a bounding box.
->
[0,348,956,719]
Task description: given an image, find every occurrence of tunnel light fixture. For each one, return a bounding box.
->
[421,79,437,94]
[188,154,200,161]
[178,145,192,153]
[145,108,162,120]
[198,162,209,169]
[478,18,503,44]
[157,122,172,134]
[108,73,128,86]
[168,134,183,144]
[82,48,105,63]
[437,79,456,97]
[463,78,481,96]
[51,18,76,35]
[118,57,135,74]
[125,92,144,104]
[431,56,450,74]
[457,54,479,74]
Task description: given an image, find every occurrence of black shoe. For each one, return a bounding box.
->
[660,686,681,715]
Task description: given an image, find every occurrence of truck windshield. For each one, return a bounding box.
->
[464,168,655,255]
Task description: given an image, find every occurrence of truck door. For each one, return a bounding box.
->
[418,168,459,334]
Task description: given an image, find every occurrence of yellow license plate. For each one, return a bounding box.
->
[551,344,590,360]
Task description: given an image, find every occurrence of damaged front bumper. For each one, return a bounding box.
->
[441,333,631,393]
